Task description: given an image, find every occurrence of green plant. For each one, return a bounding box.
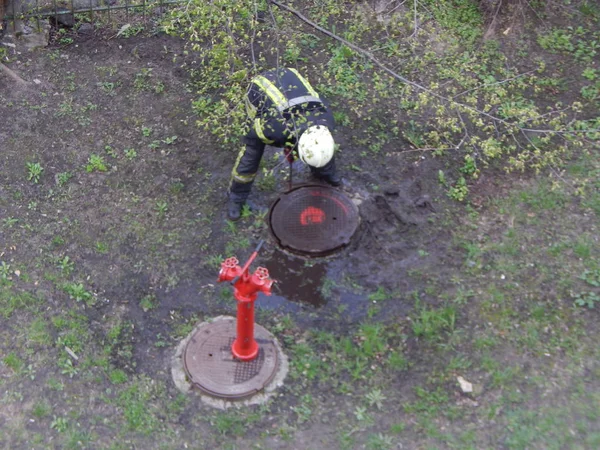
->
[366,388,386,410]
[124,148,137,160]
[50,416,69,432]
[162,135,178,145]
[95,242,109,253]
[57,171,72,186]
[119,24,144,39]
[448,177,468,202]
[26,162,43,183]
[85,154,108,173]
[368,286,392,302]
[583,68,598,81]
[412,302,456,342]
[62,282,94,305]
[3,217,18,228]
[0,261,11,281]
[3,352,23,372]
[366,433,395,450]
[97,81,118,95]
[32,400,52,418]
[155,200,168,217]
[574,292,600,309]
[109,368,128,384]
[57,357,78,378]
[57,256,75,275]
[139,294,157,312]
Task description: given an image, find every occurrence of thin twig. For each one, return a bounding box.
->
[268,0,600,136]
[452,69,537,99]
[409,0,418,38]
[483,0,503,40]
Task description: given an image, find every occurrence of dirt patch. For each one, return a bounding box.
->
[1,7,599,448]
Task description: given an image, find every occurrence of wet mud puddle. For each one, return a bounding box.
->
[257,249,370,320]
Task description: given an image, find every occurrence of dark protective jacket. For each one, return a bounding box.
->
[243,67,334,150]
[230,68,337,201]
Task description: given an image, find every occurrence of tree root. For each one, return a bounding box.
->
[0,62,29,85]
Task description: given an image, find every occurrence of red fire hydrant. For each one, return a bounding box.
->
[217,240,273,361]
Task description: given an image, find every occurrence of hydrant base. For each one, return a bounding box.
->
[183,317,279,400]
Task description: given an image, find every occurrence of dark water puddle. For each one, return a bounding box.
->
[262,249,328,307]
[254,249,372,323]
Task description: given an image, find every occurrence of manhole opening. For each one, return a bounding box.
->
[268,184,359,257]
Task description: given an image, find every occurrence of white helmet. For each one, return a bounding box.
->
[298,125,334,168]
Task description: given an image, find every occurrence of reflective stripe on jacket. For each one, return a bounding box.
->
[245,68,321,119]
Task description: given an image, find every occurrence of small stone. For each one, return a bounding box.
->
[457,376,473,394]
[78,23,94,35]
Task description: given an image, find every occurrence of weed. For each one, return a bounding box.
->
[26,162,44,183]
[3,352,23,372]
[167,181,184,195]
[213,412,247,436]
[47,378,65,391]
[574,292,600,309]
[2,217,18,228]
[50,416,70,432]
[366,389,387,410]
[57,256,75,275]
[119,24,144,38]
[142,126,153,137]
[0,261,11,282]
[205,254,225,270]
[139,294,157,312]
[109,369,128,384]
[95,242,109,254]
[28,318,52,345]
[57,172,73,186]
[116,379,160,433]
[85,154,108,173]
[368,286,392,302]
[366,433,395,450]
[97,81,119,95]
[62,282,94,305]
[162,135,178,145]
[58,357,79,378]
[292,394,313,424]
[448,177,469,202]
[412,302,456,342]
[124,148,137,160]
[32,400,52,418]
[155,200,168,217]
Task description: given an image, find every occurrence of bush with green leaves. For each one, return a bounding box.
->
[165,0,600,199]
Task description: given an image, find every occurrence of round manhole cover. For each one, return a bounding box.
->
[183,319,279,399]
[269,185,359,256]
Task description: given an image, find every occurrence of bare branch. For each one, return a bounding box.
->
[268,0,600,136]
[0,62,29,85]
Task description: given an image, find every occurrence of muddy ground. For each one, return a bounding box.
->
[1,8,600,450]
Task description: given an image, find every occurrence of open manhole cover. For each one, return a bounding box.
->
[183,319,279,400]
[269,185,359,257]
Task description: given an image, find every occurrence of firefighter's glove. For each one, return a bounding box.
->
[284,146,295,164]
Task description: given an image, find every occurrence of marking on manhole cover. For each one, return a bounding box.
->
[269,185,359,256]
[300,206,326,225]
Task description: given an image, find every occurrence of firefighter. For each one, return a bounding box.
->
[227,67,341,221]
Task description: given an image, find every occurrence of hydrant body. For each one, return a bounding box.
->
[217,253,273,361]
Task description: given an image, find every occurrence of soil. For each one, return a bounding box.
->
[0,29,455,446]
[1,10,598,449]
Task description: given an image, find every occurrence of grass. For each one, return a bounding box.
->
[1,3,599,449]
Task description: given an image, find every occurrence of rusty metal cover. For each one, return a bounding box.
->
[269,185,359,256]
[183,319,278,399]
